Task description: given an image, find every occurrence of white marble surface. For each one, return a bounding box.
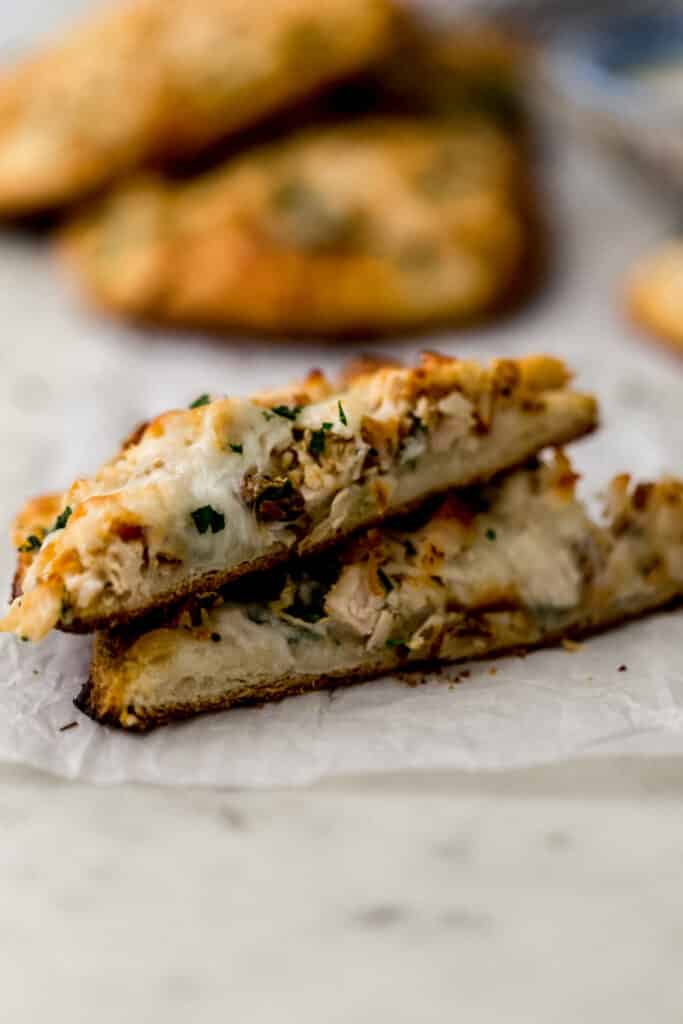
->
[3,758,683,1023]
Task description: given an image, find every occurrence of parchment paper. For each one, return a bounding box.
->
[2,134,683,786]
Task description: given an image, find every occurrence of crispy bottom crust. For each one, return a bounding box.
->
[79,593,681,731]
[24,413,595,635]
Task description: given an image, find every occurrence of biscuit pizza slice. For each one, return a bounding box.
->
[3,353,596,640]
[61,116,535,335]
[79,452,683,729]
[0,0,393,215]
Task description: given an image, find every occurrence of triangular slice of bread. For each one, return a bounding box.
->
[2,353,597,641]
[76,452,683,729]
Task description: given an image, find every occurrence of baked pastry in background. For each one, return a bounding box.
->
[3,353,596,640]
[61,117,537,334]
[626,241,683,354]
[0,0,393,215]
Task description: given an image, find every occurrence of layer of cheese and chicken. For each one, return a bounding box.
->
[84,452,683,729]
[2,353,596,641]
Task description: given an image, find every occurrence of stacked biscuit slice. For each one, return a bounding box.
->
[0,0,538,335]
[4,352,683,730]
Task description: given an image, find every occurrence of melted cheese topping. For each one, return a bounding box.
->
[2,354,596,640]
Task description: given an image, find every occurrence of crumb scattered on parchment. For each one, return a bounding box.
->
[395,671,429,688]
[59,721,78,733]
[618,664,628,672]
[562,638,583,653]
[488,667,497,676]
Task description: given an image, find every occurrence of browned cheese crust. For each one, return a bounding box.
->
[4,353,597,640]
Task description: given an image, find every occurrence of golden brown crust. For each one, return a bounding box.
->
[81,592,681,731]
[11,493,63,601]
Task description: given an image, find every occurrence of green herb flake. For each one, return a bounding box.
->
[377,567,394,593]
[270,405,302,421]
[189,394,210,409]
[191,505,226,535]
[338,401,348,426]
[49,507,72,534]
[18,534,42,553]
[386,637,406,649]
[309,428,327,457]
[262,410,274,421]
[486,528,497,541]
[322,421,333,431]
[229,444,243,454]
[409,415,427,437]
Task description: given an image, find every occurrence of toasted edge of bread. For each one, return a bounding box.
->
[80,589,681,731]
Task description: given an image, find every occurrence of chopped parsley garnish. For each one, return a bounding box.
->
[229,443,243,454]
[377,568,394,593]
[338,401,348,426]
[18,535,42,553]
[49,507,72,534]
[309,426,331,457]
[486,528,497,541]
[189,394,210,409]
[270,405,302,421]
[386,637,406,649]
[409,415,427,437]
[191,505,226,535]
